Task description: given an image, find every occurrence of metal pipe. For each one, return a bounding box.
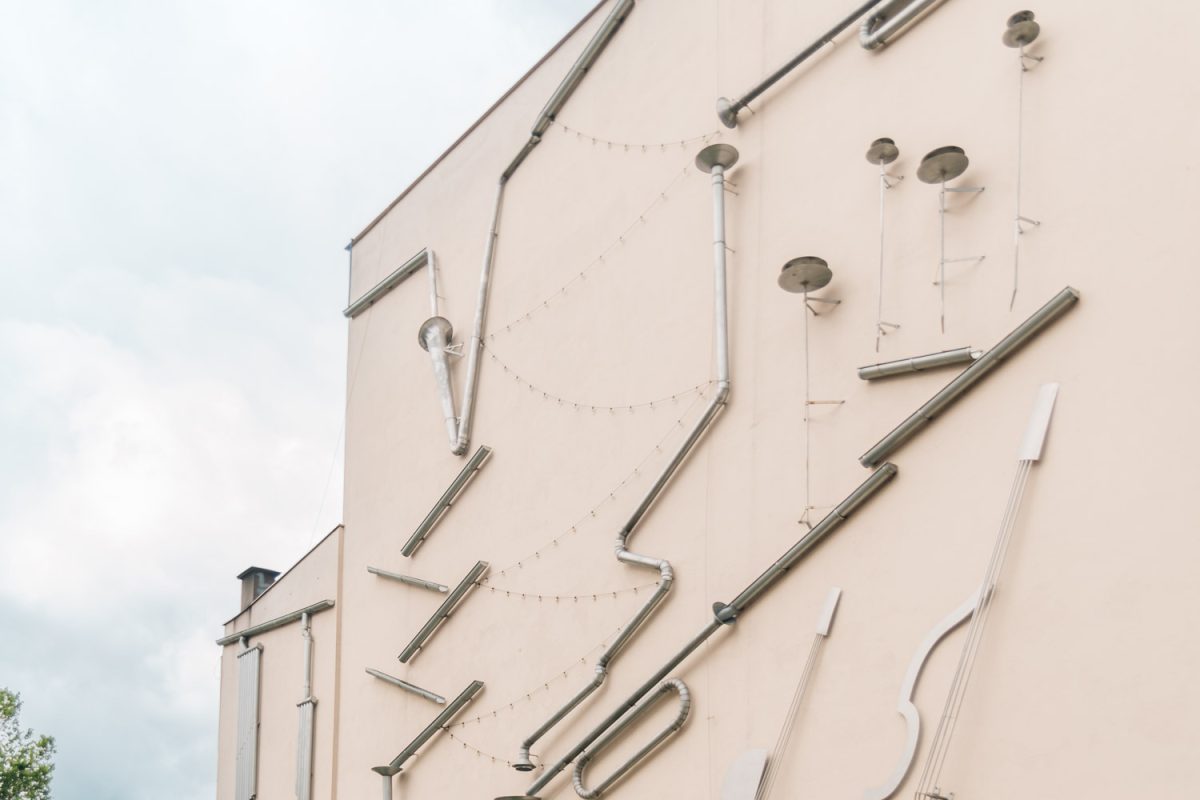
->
[857,347,980,381]
[367,566,449,593]
[297,613,316,800]
[716,0,879,128]
[455,0,636,455]
[398,561,489,663]
[572,679,691,798]
[402,445,493,557]
[859,286,1079,467]
[216,599,335,646]
[859,0,947,51]
[419,316,460,448]
[371,767,400,800]
[344,249,430,319]
[427,249,440,317]
[523,465,897,797]
[365,668,446,705]
[388,680,485,771]
[514,145,736,774]
[301,612,313,698]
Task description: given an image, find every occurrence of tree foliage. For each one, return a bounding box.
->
[0,689,55,800]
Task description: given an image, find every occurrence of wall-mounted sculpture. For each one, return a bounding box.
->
[1004,10,1044,309]
[866,138,903,351]
[402,445,492,557]
[398,561,489,663]
[374,680,485,799]
[917,146,985,333]
[913,383,1059,799]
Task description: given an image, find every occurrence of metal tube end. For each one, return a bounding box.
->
[716,97,739,129]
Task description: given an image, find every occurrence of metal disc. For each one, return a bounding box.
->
[417,315,453,351]
[778,256,833,293]
[917,146,969,183]
[716,97,739,129]
[866,137,900,165]
[1002,15,1040,47]
[695,142,739,173]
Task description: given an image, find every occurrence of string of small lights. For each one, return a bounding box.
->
[478,386,712,582]
[474,579,660,602]
[484,343,711,413]
[552,119,723,153]
[488,165,695,337]
[448,620,630,728]
[443,729,515,769]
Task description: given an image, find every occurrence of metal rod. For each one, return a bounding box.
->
[717,0,879,128]
[857,347,980,381]
[427,250,440,317]
[387,680,484,771]
[515,145,735,774]
[367,566,449,593]
[398,561,489,663]
[859,286,1079,467]
[365,668,446,705]
[216,599,335,646]
[524,465,897,796]
[343,249,430,319]
[402,445,493,557]
[301,613,313,698]
[859,0,948,50]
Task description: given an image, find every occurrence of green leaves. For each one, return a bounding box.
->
[0,689,55,800]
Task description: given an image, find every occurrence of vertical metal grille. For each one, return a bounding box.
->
[235,645,262,800]
[295,698,316,800]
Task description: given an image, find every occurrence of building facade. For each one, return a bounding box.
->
[215,1,1200,798]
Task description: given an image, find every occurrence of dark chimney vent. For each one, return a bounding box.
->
[237,566,280,610]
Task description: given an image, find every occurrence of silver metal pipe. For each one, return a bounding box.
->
[716,0,879,128]
[515,146,735,775]
[859,286,1079,467]
[402,445,493,557]
[216,599,335,646]
[297,613,316,800]
[456,0,636,455]
[572,679,691,798]
[427,249,440,317]
[367,566,449,593]
[859,0,948,51]
[365,668,446,705]
[372,764,402,800]
[387,680,485,771]
[301,612,313,698]
[523,465,897,796]
[398,561,489,663]
[857,346,981,381]
[419,316,460,447]
[344,249,430,319]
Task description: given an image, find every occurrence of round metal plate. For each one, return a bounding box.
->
[417,315,453,351]
[778,256,833,293]
[917,146,969,183]
[866,137,899,165]
[716,97,739,129]
[695,142,739,173]
[1002,18,1040,47]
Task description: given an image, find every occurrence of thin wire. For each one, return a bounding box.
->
[443,729,514,769]
[757,633,823,800]
[803,290,812,526]
[553,120,723,153]
[939,177,946,334]
[476,580,659,602]
[483,343,711,413]
[877,164,887,352]
[489,165,695,337]
[1012,47,1026,311]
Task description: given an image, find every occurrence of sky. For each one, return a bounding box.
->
[0,1,596,797]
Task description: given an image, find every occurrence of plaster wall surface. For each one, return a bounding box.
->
[218,1,1200,798]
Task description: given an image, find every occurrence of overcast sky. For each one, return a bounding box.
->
[0,1,595,796]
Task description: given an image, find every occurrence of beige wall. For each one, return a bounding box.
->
[216,528,341,800]
[220,0,1200,797]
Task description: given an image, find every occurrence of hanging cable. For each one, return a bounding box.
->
[552,119,723,152]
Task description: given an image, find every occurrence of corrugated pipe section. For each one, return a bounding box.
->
[513,143,737,775]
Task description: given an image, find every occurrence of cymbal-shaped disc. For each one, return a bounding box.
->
[695,143,739,173]
[1003,10,1040,47]
[866,137,900,165]
[417,315,453,351]
[779,256,833,293]
[917,146,969,183]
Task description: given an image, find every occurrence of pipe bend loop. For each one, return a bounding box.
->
[571,678,691,799]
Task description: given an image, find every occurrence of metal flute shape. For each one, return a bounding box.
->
[387,680,485,772]
[514,144,735,774]
[397,561,489,663]
[455,0,634,455]
[402,446,492,557]
[365,668,446,705]
[368,566,449,593]
[296,614,317,800]
[572,679,691,798]
[859,286,1079,468]
[524,465,897,797]
[859,0,949,50]
[716,0,879,128]
[857,346,981,381]
[862,588,980,800]
[343,248,430,319]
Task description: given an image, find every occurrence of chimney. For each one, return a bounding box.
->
[237,566,280,610]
